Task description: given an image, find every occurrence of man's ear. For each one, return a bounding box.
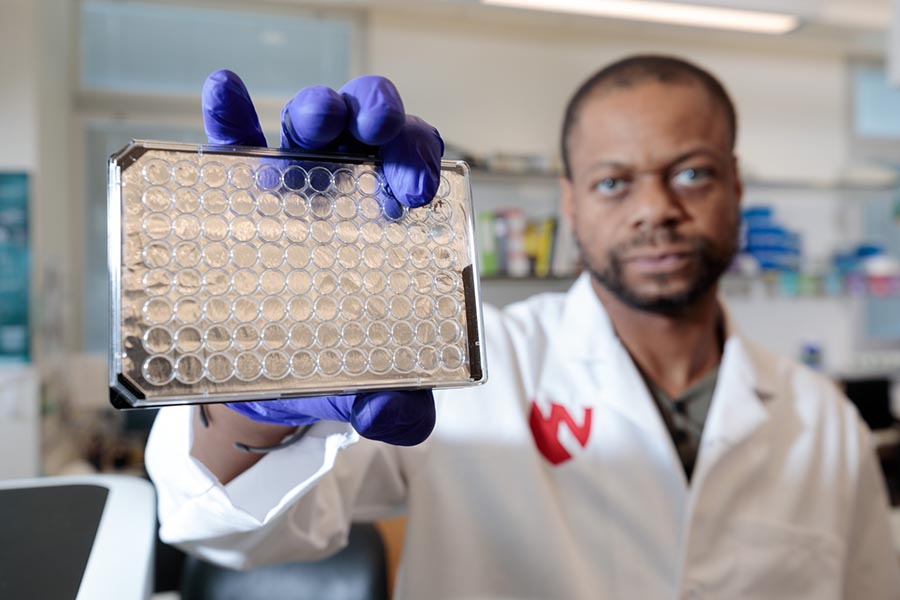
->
[560,176,575,230]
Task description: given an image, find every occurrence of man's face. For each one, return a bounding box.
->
[560,80,742,315]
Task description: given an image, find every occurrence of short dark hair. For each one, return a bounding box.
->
[560,55,738,179]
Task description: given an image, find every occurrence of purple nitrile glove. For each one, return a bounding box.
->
[202,69,441,446]
[280,74,444,218]
[225,392,435,447]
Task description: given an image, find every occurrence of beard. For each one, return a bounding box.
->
[577,224,738,316]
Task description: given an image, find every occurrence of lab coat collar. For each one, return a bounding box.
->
[559,273,777,395]
[558,273,617,360]
[557,273,777,446]
[698,307,778,452]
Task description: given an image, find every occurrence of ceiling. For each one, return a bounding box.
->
[294,0,891,30]
[260,0,900,59]
[267,0,892,57]
[649,0,890,29]
[781,0,889,30]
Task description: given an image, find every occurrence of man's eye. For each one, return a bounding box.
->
[595,177,628,196]
[673,167,713,187]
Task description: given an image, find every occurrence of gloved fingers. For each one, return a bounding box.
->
[226,399,321,427]
[228,394,355,424]
[224,390,435,445]
[378,186,405,220]
[350,390,436,446]
[339,76,406,146]
[280,85,348,150]
[202,69,268,147]
[379,114,445,209]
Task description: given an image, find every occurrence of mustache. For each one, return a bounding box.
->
[617,227,700,251]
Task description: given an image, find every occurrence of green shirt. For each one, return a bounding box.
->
[646,367,719,482]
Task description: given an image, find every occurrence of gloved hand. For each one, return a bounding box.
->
[202,69,442,446]
[202,70,444,217]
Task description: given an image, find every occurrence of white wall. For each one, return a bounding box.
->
[34,0,76,367]
[0,0,38,170]
[368,9,849,181]
[0,0,74,366]
[0,0,43,477]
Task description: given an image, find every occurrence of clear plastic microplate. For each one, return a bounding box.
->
[108,141,487,409]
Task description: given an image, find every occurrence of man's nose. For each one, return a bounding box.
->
[628,176,685,230]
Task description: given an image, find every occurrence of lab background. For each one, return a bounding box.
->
[1,0,899,598]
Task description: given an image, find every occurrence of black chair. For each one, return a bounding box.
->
[179,523,389,600]
[842,377,900,506]
[842,377,897,430]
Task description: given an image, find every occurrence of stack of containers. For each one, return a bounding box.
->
[739,205,803,273]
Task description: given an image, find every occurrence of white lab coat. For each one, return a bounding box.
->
[147,274,900,599]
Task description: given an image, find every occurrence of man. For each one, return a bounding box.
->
[146,56,900,599]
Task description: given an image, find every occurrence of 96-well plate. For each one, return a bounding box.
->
[108,141,486,408]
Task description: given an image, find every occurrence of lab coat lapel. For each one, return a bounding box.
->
[557,275,684,441]
[676,313,777,592]
[530,275,609,464]
[533,275,681,470]
[691,309,775,487]
[535,274,689,587]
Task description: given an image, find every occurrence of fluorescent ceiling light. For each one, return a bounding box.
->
[481,0,800,34]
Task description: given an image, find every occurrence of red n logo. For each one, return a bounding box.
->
[528,401,593,465]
